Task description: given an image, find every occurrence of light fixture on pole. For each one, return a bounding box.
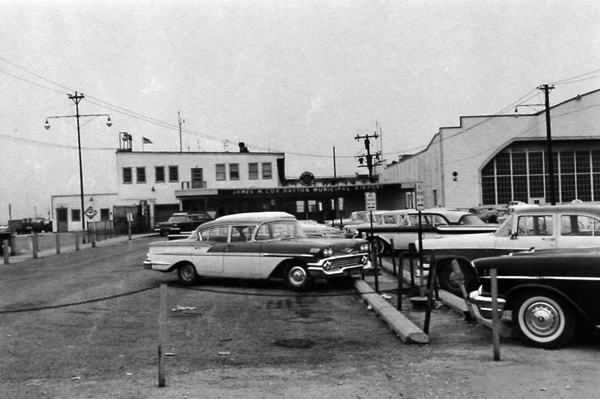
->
[45,92,112,238]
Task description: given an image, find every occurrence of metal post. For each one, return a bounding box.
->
[158,284,167,387]
[2,240,9,264]
[33,234,38,259]
[75,232,80,251]
[55,233,61,255]
[397,251,404,311]
[418,210,424,297]
[390,238,397,276]
[491,268,501,361]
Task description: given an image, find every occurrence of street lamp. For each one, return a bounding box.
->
[45,92,112,237]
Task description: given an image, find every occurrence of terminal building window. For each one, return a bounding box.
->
[216,164,226,181]
[249,163,259,180]
[136,167,146,184]
[123,167,132,184]
[169,166,179,182]
[262,162,272,179]
[229,163,239,180]
[155,166,165,183]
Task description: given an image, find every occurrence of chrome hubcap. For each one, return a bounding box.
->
[290,268,306,285]
[525,302,558,336]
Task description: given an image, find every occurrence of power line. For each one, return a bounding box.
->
[1,55,599,160]
[0,132,115,151]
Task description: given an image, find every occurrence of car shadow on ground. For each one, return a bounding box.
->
[166,275,358,294]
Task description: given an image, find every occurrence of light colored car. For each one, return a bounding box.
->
[342,210,392,238]
[144,212,370,290]
[297,220,346,238]
[421,204,600,296]
[357,208,496,255]
[327,210,372,228]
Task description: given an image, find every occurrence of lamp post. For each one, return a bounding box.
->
[45,92,112,237]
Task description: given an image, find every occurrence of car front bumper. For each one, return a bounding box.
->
[469,290,506,319]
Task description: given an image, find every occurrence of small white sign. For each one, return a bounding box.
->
[365,192,377,210]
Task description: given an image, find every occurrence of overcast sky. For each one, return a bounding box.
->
[1,0,600,223]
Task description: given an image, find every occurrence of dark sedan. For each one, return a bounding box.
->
[470,247,600,349]
[155,212,212,236]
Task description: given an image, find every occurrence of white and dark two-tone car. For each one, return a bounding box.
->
[144,212,370,290]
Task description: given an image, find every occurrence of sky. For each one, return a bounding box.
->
[1,0,600,224]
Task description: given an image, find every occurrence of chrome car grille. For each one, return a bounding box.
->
[328,255,366,269]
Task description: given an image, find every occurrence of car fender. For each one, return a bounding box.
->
[502,283,592,323]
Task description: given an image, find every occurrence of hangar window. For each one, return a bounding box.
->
[481,147,600,205]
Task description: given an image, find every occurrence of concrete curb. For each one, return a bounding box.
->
[354,278,429,344]
[378,258,515,338]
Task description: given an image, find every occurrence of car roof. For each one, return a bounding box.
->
[513,204,600,214]
[210,211,296,224]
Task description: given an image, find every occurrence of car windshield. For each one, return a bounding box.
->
[458,214,488,225]
[255,220,306,240]
[168,216,188,223]
[494,214,514,236]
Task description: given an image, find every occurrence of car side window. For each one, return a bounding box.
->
[431,215,448,226]
[199,226,229,242]
[561,215,600,236]
[517,215,553,236]
[230,225,255,242]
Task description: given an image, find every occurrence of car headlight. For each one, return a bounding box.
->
[322,247,333,258]
[360,243,369,252]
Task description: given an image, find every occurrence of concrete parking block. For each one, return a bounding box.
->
[354,278,429,344]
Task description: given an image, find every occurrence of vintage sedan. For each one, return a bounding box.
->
[155,212,213,236]
[421,204,600,296]
[470,247,600,349]
[356,208,495,255]
[144,212,370,290]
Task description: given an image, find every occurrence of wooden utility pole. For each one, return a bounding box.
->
[539,84,556,205]
[178,111,185,152]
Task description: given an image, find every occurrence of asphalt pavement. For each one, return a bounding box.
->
[3,233,511,341]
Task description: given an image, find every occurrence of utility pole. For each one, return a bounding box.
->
[539,84,556,205]
[355,131,381,183]
[178,111,185,152]
[45,92,112,237]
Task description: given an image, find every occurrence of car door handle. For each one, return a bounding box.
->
[542,237,555,241]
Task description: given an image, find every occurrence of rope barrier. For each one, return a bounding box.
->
[0,285,160,314]
[0,278,409,314]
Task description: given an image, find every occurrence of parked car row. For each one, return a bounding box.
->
[146,203,600,349]
[355,208,497,255]
[421,203,600,349]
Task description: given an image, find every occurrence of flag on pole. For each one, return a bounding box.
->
[143,137,153,144]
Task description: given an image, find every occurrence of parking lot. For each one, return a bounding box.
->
[1,235,600,398]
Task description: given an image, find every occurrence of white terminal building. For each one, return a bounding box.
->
[51,89,600,232]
